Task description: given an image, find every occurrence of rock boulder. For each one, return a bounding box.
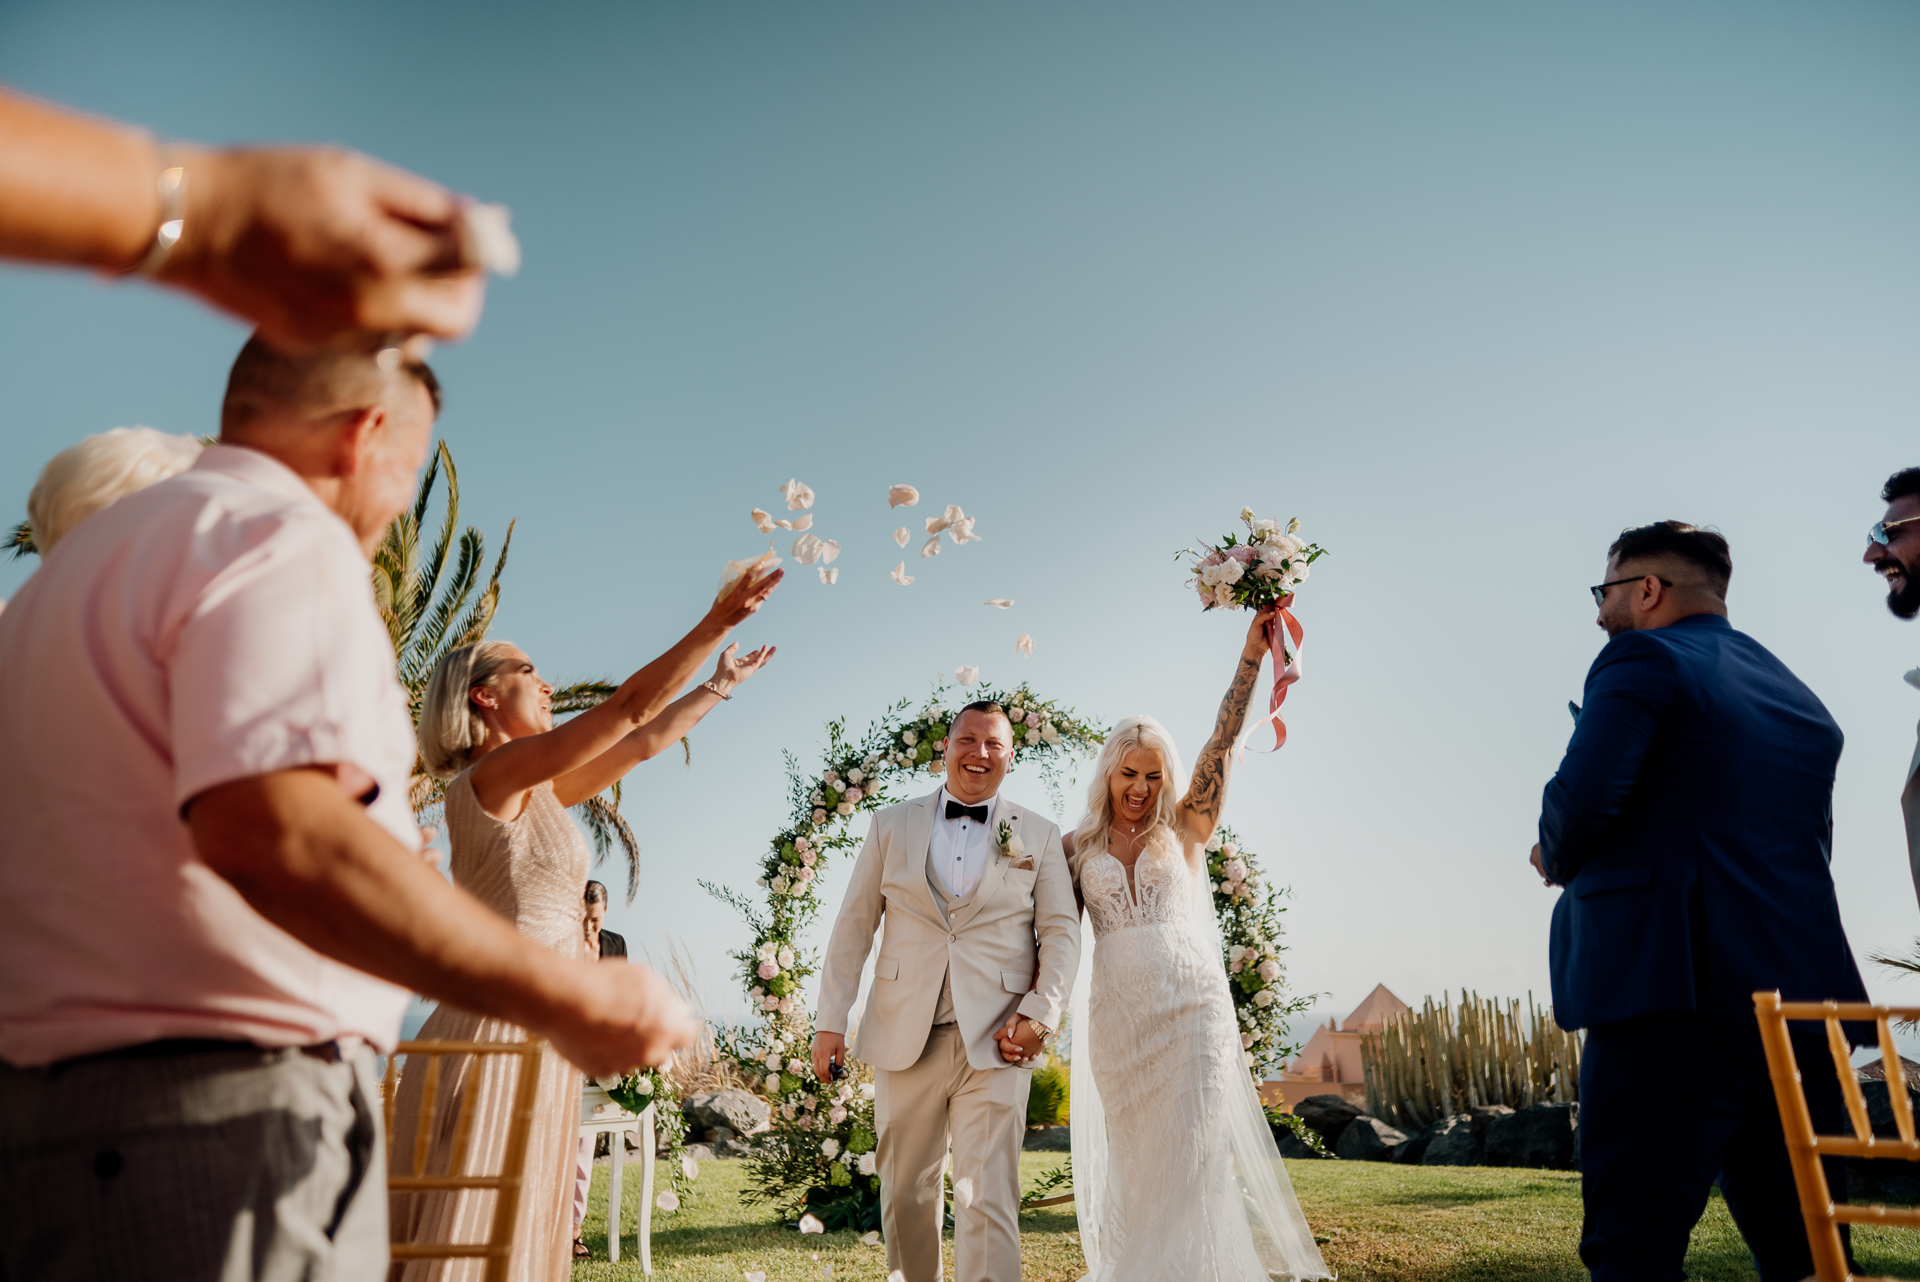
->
[1393,1119,1444,1164]
[1274,1125,1330,1160]
[1295,1095,1363,1148]
[1023,1126,1071,1152]
[1483,1102,1579,1170]
[1420,1114,1483,1166]
[1335,1115,1407,1162]
[682,1089,772,1137]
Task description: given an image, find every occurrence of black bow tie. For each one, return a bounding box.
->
[945,799,990,824]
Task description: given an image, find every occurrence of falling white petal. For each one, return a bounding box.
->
[952,1175,976,1208]
[792,533,825,565]
[893,527,910,547]
[749,508,776,534]
[820,539,841,564]
[781,478,815,511]
[819,567,839,585]
[656,1189,680,1212]
[947,515,980,544]
[775,513,814,532]
[890,562,915,586]
[459,202,521,276]
[860,1231,882,1246]
[798,1214,825,1234]
[984,599,1014,609]
[681,1154,700,1180]
[920,536,942,558]
[925,515,952,535]
[888,484,920,508]
[954,665,980,688]
[1016,633,1034,657]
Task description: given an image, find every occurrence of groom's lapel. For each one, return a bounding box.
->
[952,800,1018,932]
[903,791,941,920]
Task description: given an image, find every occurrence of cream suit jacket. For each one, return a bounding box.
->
[816,790,1081,1073]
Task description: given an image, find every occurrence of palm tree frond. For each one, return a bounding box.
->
[576,794,641,902]
[551,680,618,715]
[7,521,35,560]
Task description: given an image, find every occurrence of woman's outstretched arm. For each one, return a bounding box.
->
[551,643,776,806]
[471,567,781,816]
[1176,607,1275,858]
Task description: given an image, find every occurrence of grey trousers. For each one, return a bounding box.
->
[0,1039,388,1281]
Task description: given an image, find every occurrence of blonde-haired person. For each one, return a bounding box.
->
[389,572,778,1281]
[1056,607,1329,1282]
[24,426,203,555]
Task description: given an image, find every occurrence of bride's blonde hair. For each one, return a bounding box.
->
[1070,715,1188,881]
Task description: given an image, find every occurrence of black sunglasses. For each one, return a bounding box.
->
[1870,515,1920,546]
[1590,575,1672,608]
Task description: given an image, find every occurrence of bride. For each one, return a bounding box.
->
[1040,607,1329,1281]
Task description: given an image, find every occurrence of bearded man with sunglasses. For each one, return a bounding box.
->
[1863,467,1920,911]
[1531,520,1867,1282]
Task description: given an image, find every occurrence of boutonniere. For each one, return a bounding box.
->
[997,819,1031,869]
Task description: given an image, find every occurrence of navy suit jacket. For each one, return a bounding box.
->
[1539,613,1865,1030]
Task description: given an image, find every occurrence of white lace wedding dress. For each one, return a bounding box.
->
[1070,842,1329,1281]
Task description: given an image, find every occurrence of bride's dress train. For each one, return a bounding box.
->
[1071,843,1329,1281]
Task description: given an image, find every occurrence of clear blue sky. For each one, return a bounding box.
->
[5,1,1919,1037]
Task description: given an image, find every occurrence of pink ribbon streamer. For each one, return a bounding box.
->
[1236,597,1304,756]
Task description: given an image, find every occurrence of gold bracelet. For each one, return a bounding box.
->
[135,152,188,277]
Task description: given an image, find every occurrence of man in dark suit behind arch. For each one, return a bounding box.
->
[1532,521,1868,1282]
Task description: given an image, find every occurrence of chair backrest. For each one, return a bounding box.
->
[1754,991,1920,1282]
[381,1038,547,1282]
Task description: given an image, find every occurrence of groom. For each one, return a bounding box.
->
[815,701,1080,1282]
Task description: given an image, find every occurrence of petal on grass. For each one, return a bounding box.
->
[860,1232,882,1246]
[798,1214,826,1234]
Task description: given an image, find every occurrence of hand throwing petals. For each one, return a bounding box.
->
[888,484,919,509]
[893,527,910,547]
[920,536,942,558]
[984,598,1014,609]
[749,508,777,534]
[781,478,815,511]
[954,665,980,688]
[1016,633,1034,657]
[890,561,914,586]
[818,567,839,585]
[792,533,825,565]
[717,549,780,602]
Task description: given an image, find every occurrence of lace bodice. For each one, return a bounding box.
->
[1080,844,1195,938]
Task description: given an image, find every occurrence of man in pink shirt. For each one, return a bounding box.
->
[0,337,736,1279]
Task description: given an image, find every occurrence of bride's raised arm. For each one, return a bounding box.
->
[1176,606,1275,861]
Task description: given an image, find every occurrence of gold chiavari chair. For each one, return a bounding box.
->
[1755,992,1920,1282]
[382,1039,546,1282]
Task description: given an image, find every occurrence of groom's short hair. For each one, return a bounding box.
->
[956,700,1009,727]
[1608,521,1732,597]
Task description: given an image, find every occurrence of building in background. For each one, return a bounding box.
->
[1261,984,1409,1112]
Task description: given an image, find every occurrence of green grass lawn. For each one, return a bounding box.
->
[572,1154,1920,1281]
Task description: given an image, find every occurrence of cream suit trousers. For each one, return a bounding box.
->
[876,1024,1030,1282]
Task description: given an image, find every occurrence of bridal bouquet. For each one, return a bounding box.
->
[1180,509,1326,613]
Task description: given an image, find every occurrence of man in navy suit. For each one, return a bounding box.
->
[1533,521,1867,1282]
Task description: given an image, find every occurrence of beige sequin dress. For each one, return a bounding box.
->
[388,772,589,1282]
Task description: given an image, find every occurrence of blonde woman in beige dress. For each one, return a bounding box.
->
[389,567,780,1280]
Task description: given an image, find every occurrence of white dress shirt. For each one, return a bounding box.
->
[931,785,999,900]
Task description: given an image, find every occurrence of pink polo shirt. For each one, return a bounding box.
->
[0,444,415,1067]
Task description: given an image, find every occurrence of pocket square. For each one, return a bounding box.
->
[1011,857,1035,872]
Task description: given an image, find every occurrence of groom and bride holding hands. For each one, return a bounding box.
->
[814,608,1330,1282]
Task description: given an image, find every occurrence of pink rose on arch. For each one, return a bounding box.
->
[800,850,817,866]
[757,961,779,980]
[1025,711,1041,727]
[828,1106,848,1125]
[1227,544,1257,564]
[798,866,815,881]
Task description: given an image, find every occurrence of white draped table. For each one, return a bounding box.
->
[579,1084,656,1271]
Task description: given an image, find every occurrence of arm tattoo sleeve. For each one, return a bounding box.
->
[1186,649,1262,823]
